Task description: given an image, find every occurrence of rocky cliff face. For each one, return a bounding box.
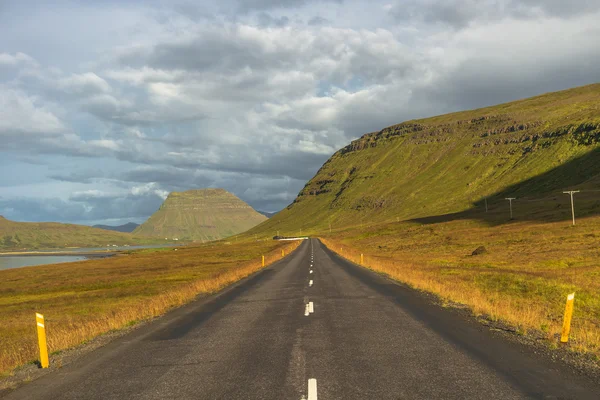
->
[133,189,267,241]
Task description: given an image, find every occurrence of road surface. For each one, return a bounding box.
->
[4,239,600,399]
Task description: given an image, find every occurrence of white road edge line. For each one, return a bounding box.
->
[304,304,310,317]
[309,280,313,287]
[308,301,314,314]
[308,378,317,400]
[310,270,313,274]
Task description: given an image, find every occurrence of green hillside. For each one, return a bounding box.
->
[133,189,267,241]
[0,216,163,250]
[245,83,600,358]
[252,83,600,236]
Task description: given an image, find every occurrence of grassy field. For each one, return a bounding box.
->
[319,203,600,360]
[250,83,600,237]
[0,216,170,251]
[4,83,600,380]
[0,238,301,376]
[245,83,600,362]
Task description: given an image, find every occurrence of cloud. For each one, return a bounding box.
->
[307,16,329,26]
[221,0,343,14]
[389,0,600,29]
[256,12,290,27]
[0,183,169,224]
[0,87,64,137]
[56,72,111,95]
[1,0,600,224]
[130,182,169,199]
[0,52,36,67]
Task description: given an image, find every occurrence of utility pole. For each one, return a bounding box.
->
[563,191,580,226]
[505,198,516,220]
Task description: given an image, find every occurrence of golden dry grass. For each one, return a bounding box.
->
[320,213,600,360]
[0,239,301,375]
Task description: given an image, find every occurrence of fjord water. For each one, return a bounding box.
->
[0,255,89,270]
[0,245,177,270]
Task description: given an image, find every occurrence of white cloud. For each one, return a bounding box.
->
[1,0,600,223]
[70,189,109,199]
[105,67,183,85]
[57,72,111,94]
[0,88,64,136]
[0,52,36,66]
[89,139,121,151]
[131,182,169,199]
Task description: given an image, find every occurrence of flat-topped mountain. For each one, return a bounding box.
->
[133,189,267,241]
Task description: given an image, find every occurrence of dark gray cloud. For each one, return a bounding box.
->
[412,47,600,114]
[515,0,600,18]
[389,0,600,28]
[257,12,290,27]
[0,189,164,225]
[307,16,329,26]
[117,29,297,73]
[233,0,342,14]
[48,170,103,184]
[390,0,478,28]
[1,0,600,225]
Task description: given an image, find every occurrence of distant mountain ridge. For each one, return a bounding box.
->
[0,217,162,250]
[133,188,267,241]
[93,222,139,233]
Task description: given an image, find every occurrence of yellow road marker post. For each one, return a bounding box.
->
[262,255,265,267]
[360,253,364,265]
[35,313,49,368]
[561,293,575,343]
[282,249,285,257]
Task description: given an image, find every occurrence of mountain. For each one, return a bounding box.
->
[250,83,600,235]
[258,211,277,218]
[133,189,267,241]
[0,216,161,250]
[93,222,140,233]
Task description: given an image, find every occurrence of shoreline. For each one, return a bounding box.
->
[0,251,118,258]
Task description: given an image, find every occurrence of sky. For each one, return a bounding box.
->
[1,0,600,226]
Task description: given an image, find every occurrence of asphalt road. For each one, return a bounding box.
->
[4,239,600,399]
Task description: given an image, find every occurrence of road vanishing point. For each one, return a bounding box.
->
[4,239,600,399]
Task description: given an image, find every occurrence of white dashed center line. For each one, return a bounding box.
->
[304,301,314,316]
[308,378,318,400]
[302,248,318,400]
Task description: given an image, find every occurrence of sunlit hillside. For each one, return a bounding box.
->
[250,83,600,236]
